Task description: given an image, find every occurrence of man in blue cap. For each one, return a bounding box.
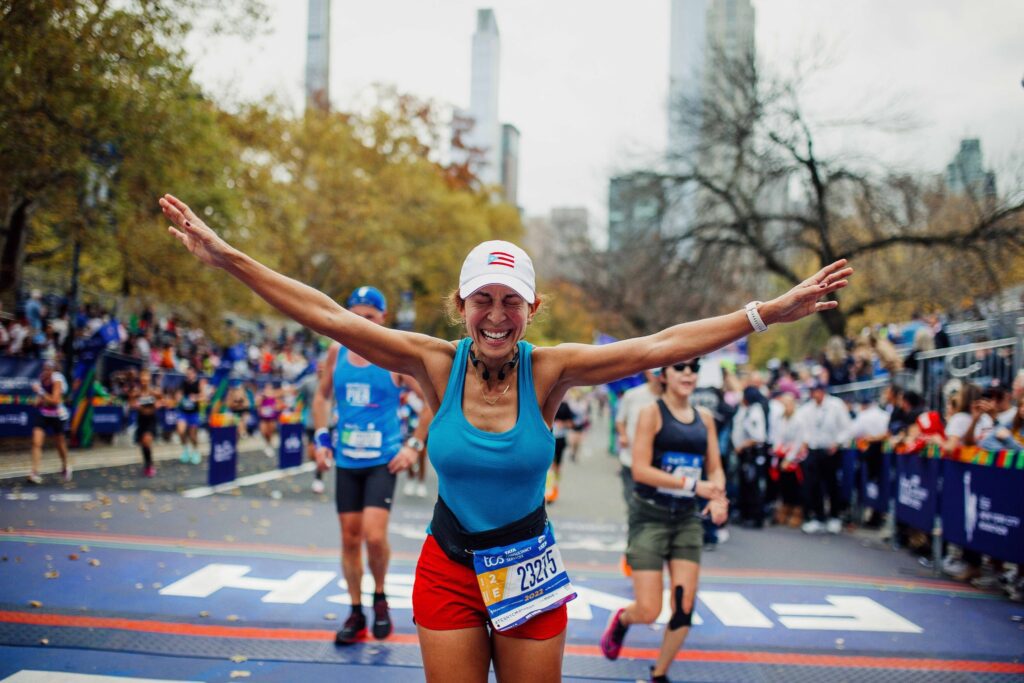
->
[312,285,432,645]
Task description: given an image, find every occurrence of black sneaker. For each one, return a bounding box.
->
[372,597,392,640]
[649,665,671,683]
[334,611,367,645]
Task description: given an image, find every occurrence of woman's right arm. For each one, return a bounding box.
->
[159,194,442,378]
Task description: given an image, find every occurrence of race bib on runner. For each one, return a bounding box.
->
[338,426,383,459]
[656,451,703,498]
[472,526,577,632]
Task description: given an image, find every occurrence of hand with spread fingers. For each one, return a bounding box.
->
[159,194,234,269]
[763,259,854,325]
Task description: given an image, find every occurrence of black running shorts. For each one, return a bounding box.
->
[335,464,397,513]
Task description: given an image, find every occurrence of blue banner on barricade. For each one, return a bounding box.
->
[278,422,304,469]
[0,356,43,394]
[159,408,178,433]
[859,450,891,513]
[940,460,1024,564]
[208,426,238,486]
[91,406,124,435]
[895,453,940,533]
[839,449,858,505]
[0,404,37,437]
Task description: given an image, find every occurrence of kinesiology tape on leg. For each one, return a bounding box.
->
[668,585,692,630]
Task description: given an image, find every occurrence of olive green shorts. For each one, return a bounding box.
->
[625,494,703,570]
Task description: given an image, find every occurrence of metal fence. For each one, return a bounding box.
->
[829,333,1023,410]
[913,336,1020,410]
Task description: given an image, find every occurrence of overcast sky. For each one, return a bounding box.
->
[187,0,1024,224]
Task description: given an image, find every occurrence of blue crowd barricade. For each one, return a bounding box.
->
[859,450,891,513]
[208,426,239,486]
[839,449,858,506]
[91,405,124,435]
[894,453,941,533]
[0,356,44,393]
[940,460,1024,564]
[278,422,304,469]
[159,407,178,433]
[0,404,38,437]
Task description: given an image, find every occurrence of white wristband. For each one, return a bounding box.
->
[745,301,768,333]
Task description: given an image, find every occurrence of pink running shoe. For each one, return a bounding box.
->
[600,607,628,660]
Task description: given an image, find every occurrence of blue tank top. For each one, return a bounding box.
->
[332,347,402,469]
[428,338,554,533]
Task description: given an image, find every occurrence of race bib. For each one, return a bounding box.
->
[472,526,577,632]
[339,426,383,459]
[656,451,703,498]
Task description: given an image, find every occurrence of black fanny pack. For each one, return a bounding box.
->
[430,496,547,569]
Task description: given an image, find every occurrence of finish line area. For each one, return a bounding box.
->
[1,520,1022,682]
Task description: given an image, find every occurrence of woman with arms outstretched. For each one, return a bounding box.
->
[159,193,851,682]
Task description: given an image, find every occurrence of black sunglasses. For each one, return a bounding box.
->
[672,361,701,373]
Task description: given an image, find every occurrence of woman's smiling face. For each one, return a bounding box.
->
[460,284,536,360]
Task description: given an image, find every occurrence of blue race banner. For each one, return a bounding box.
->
[0,356,43,394]
[91,405,124,435]
[895,453,940,533]
[941,460,1024,564]
[859,450,891,512]
[278,422,304,469]
[0,404,37,437]
[208,426,238,486]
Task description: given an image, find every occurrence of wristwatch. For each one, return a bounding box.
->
[405,436,425,452]
[745,301,768,333]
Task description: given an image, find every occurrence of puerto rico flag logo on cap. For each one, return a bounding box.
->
[487,251,516,268]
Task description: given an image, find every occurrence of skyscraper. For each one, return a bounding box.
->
[608,172,668,252]
[946,139,997,197]
[466,9,502,187]
[667,0,755,159]
[665,0,755,235]
[501,124,520,207]
[305,0,331,112]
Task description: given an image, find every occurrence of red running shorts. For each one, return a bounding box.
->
[412,534,567,640]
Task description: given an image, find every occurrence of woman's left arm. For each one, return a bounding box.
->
[550,260,852,388]
[699,408,725,490]
[698,408,729,523]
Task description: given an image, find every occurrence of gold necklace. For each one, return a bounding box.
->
[481,380,511,406]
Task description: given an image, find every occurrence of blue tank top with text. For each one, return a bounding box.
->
[332,347,402,469]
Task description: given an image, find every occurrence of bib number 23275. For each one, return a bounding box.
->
[472,526,577,632]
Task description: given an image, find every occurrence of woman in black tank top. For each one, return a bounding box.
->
[600,360,729,682]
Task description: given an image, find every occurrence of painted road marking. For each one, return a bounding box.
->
[157,563,925,633]
[48,493,93,502]
[699,591,774,628]
[3,673,199,683]
[2,612,1022,674]
[159,564,335,604]
[772,596,924,633]
[180,462,317,498]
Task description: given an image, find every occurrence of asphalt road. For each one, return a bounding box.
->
[1,412,1022,682]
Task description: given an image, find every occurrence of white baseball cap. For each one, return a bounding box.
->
[459,240,536,304]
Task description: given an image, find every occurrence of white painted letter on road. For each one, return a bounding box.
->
[771,595,923,633]
[159,564,335,604]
